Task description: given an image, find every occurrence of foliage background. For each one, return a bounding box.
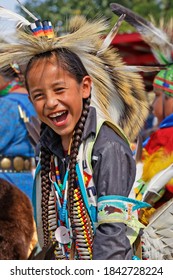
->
[17,0,173,34]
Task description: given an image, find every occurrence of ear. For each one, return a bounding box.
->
[81,76,92,99]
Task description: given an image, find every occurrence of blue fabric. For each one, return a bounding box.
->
[0,172,34,200]
[159,113,173,129]
[32,162,41,222]
[0,93,37,200]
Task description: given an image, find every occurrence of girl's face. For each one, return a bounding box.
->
[27,58,92,149]
[152,87,173,124]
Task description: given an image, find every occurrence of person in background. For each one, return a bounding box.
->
[140,91,156,142]
[0,63,37,200]
[138,67,173,206]
[110,3,173,259]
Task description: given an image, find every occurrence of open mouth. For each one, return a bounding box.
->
[49,110,68,125]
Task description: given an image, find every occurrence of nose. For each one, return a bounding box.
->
[45,94,59,109]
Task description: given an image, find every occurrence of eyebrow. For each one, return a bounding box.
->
[52,80,67,86]
[30,80,68,94]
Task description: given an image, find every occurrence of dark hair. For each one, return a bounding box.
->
[0,66,19,80]
[25,48,88,89]
[0,64,25,86]
[26,49,92,251]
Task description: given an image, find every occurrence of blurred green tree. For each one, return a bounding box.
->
[16,0,173,33]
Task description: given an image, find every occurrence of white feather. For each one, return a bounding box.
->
[99,14,126,53]
[16,0,38,21]
[114,65,164,73]
[110,3,173,64]
[142,163,173,202]
[142,198,173,259]
[0,6,30,28]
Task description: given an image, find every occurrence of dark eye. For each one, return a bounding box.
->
[32,92,43,100]
[55,87,65,93]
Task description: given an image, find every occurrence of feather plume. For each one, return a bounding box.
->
[0,6,30,29]
[30,116,41,134]
[142,198,173,259]
[18,106,40,148]
[142,163,173,205]
[16,0,38,21]
[130,134,144,198]
[134,134,143,164]
[110,3,173,64]
[99,14,126,53]
[25,119,41,149]
[114,65,165,72]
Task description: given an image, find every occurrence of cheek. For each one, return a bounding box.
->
[152,101,162,122]
[153,97,161,112]
[68,90,83,110]
[152,99,157,114]
[165,99,173,116]
[32,101,43,117]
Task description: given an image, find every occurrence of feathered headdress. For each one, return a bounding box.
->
[110,3,173,65]
[110,3,173,97]
[0,2,152,142]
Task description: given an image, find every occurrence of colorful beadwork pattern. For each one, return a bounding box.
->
[97,195,150,244]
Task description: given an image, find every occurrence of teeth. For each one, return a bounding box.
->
[49,111,66,118]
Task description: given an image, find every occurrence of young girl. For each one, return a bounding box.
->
[0,6,149,260]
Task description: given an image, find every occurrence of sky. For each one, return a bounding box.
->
[0,0,25,12]
[0,0,26,37]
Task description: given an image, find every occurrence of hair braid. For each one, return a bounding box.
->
[40,123,52,247]
[68,96,91,233]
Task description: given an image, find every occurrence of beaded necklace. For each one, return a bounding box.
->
[48,155,93,260]
[0,79,23,96]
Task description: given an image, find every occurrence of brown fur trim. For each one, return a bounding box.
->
[0,178,35,260]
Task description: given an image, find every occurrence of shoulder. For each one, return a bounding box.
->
[93,123,132,156]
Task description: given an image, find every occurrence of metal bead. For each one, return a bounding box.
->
[0,158,11,169]
[13,156,24,171]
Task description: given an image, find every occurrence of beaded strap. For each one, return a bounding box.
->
[72,187,93,259]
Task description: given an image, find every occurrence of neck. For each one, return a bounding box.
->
[61,135,73,154]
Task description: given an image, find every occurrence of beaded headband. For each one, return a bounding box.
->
[0,2,151,141]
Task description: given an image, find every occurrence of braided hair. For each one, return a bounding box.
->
[25,49,92,251]
[0,63,25,86]
[40,123,52,247]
